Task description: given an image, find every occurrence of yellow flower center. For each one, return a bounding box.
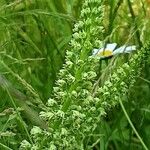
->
[97,49,113,57]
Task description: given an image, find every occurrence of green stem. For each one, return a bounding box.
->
[119,98,148,150]
[106,0,123,42]
[6,88,33,145]
[0,143,13,150]
[138,76,150,84]
[0,60,46,110]
[127,0,142,47]
[0,75,48,130]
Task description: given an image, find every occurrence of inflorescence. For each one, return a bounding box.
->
[19,0,150,149]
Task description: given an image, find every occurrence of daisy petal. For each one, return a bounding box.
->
[92,49,99,55]
[124,45,136,53]
[105,43,117,51]
[92,43,117,58]
[94,43,117,54]
[94,43,117,55]
[113,45,136,55]
[113,45,126,55]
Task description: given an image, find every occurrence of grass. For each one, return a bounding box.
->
[0,0,150,149]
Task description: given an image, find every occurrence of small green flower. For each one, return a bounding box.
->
[30,126,42,135]
[19,140,31,150]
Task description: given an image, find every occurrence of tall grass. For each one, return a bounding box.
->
[0,0,150,149]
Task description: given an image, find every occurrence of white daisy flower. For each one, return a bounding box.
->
[93,43,136,58]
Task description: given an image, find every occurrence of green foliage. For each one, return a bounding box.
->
[0,0,150,149]
[0,0,78,149]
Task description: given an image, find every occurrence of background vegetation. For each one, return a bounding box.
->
[0,0,150,149]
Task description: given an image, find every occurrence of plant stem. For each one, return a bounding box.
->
[106,0,123,42]
[6,88,34,145]
[119,98,148,150]
[127,0,142,47]
[0,143,13,150]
